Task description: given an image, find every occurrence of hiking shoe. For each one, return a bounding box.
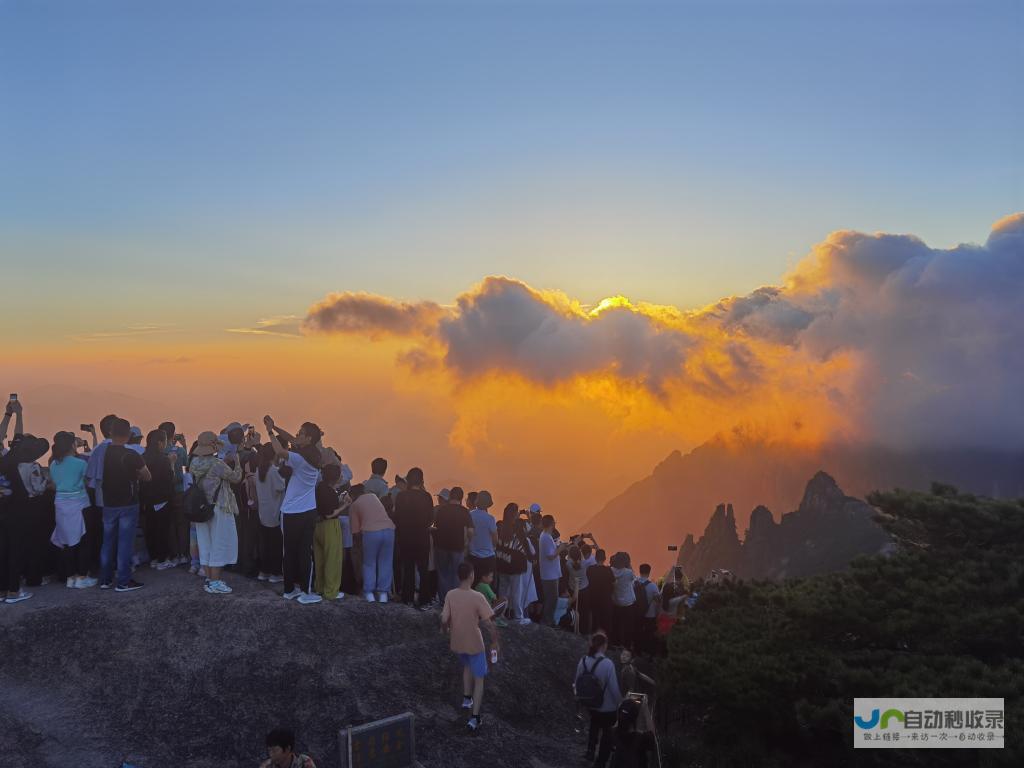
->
[297,592,323,605]
[268,575,283,584]
[100,582,112,590]
[115,580,144,593]
[467,715,483,732]
[461,696,474,710]
[75,577,98,589]
[5,591,32,604]
[283,588,302,600]
[364,592,377,602]
[377,592,389,604]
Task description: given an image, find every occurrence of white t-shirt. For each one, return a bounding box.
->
[539,531,561,581]
[280,451,320,514]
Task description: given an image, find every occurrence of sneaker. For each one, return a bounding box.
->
[461,696,474,710]
[115,580,144,593]
[149,559,160,569]
[213,580,233,594]
[377,592,388,604]
[364,592,377,602]
[66,577,76,589]
[75,577,98,589]
[283,588,302,600]
[257,573,269,582]
[203,580,218,594]
[496,618,509,628]
[467,715,482,732]
[297,592,323,605]
[188,564,199,575]
[334,592,345,600]
[516,617,533,626]
[100,582,112,590]
[268,575,283,584]
[40,576,52,586]
[156,560,175,571]
[5,591,32,604]
[198,567,207,578]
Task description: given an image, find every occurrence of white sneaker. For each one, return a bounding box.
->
[257,573,269,582]
[297,592,323,605]
[377,592,389,604]
[156,560,175,571]
[283,588,302,600]
[364,592,376,602]
[149,560,159,569]
[212,580,233,594]
[176,556,189,566]
[335,592,345,600]
[66,577,76,589]
[268,575,284,584]
[5,591,32,604]
[75,577,98,589]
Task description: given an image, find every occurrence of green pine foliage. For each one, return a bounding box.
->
[661,484,1024,767]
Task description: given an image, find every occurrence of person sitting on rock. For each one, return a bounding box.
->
[260,727,316,768]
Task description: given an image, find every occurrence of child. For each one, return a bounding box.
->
[474,565,507,628]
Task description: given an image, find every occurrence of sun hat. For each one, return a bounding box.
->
[193,431,224,457]
[14,435,49,463]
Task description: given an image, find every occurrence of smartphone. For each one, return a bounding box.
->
[8,394,16,401]
[80,423,92,432]
[490,598,509,619]
[174,433,185,443]
[667,545,679,552]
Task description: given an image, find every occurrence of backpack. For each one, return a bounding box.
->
[574,656,608,709]
[183,475,222,523]
[633,579,650,616]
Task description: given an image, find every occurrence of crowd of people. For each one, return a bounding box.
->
[1,398,696,766]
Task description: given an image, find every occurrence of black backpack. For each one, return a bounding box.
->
[184,476,222,524]
[633,579,650,616]
[574,656,608,709]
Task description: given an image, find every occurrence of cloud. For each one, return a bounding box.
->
[225,315,303,338]
[293,212,1023,450]
[302,292,446,338]
[70,324,177,342]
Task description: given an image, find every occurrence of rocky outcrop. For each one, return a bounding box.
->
[674,472,892,581]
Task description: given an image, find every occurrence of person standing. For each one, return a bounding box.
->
[610,552,637,650]
[141,429,175,570]
[348,483,395,602]
[158,422,190,567]
[566,544,591,633]
[634,563,661,656]
[394,467,434,609]
[362,457,389,499]
[433,486,474,603]
[495,503,534,625]
[538,514,565,627]
[251,444,285,583]
[264,416,324,605]
[586,549,614,640]
[48,432,96,588]
[313,463,344,601]
[441,560,501,732]
[100,418,150,592]
[189,431,243,595]
[468,490,498,584]
[574,631,622,767]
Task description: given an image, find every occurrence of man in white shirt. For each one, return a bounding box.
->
[539,514,566,627]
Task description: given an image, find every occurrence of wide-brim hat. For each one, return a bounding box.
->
[15,435,49,463]
[193,431,224,457]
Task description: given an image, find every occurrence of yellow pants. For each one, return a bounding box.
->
[313,518,342,600]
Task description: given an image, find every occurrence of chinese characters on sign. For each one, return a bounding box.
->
[853,698,1004,749]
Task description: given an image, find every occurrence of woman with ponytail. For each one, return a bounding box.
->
[574,631,621,766]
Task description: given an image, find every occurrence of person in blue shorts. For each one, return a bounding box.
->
[441,560,501,731]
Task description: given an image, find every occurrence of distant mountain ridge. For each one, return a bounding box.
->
[675,471,892,580]
[583,436,1024,573]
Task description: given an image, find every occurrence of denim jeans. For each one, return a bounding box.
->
[100,504,139,587]
[435,548,464,603]
[362,528,394,593]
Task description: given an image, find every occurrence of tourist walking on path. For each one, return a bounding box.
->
[441,560,501,732]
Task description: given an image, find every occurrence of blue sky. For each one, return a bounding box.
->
[1,0,1021,336]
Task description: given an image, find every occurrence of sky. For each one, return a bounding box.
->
[2,1,1022,532]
